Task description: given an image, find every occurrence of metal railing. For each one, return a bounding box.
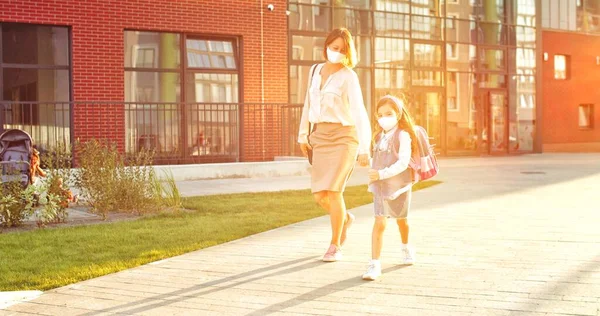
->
[0,101,305,164]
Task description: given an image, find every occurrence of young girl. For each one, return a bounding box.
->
[363,95,418,281]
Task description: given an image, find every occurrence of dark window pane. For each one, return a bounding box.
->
[186,104,239,156]
[479,73,506,88]
[124,71,181,102]
[185,73,238,103]
[124,31,181,69]
[2,23,69,66]
[3,68,70,101]
[125,103,181,154]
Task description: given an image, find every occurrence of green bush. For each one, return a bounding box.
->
[0,182,37,227]
[75,140,160,219]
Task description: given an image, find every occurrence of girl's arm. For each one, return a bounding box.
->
[378,131,411,180]
[298,64,317,144]
[347,70,372,156]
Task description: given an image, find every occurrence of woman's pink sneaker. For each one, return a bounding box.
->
[322,244,342,262]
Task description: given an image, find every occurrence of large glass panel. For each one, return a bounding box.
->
[185,73,239,103]
[447,0,505,22]
[125,103,181,154]
[513,48,536,75]
[374,0,410,13]
[411,15,443,40]
[413,43,442,68]
[490,92,507,153]
[1,24,69,66]
[446,72,478,154]
[374,68,409,98]
[289,65,314,104]
[292,35,326,61]
[124,31,181,69]
[186,39,237,69]
[333,8,372,35]
[354,68,372,116]
[579,0,600,33]
[479,21,507,45]
[412,70,443,86]
[374,37,410,68]
[411,0,443,16]
[288,3,331,32]
[354,36,372,66]
[186,103,238,156]
[479,48,505,71]
[3,68,70,102]
[445,18,473,43]
[515,26,536,48]
[509,75,535,152]
[446,43,476,72]
[412,91,442,147]
[374,11,410,37]
[333,0,371,9]
[124,71,180,102]
[479,73,506,88]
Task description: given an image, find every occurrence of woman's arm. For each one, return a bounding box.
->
[378,131,411,180]
[347,70,372,155]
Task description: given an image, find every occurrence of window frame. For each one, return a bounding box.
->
[554,54,569,80]
[579,104,594,130]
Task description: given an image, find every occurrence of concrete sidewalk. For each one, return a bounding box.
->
[2,153,600,315]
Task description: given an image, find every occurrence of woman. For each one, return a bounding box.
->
[298,28,371,262]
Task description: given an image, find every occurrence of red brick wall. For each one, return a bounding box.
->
[0,0,289,161]
[542,31,600,152]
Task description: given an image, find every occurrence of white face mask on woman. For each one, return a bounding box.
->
[327,48,344,64]
[377,116,398,132]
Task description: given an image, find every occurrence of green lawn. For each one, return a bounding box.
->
[0,181,440,291]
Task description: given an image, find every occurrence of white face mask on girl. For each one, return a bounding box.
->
[327,48,344,64]
[377,116,398,132]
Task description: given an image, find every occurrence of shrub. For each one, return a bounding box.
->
[75,139,160,218]
[0,181,37,227]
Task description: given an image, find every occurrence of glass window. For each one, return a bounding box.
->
[411,15,444,40]
[374,37,410,68]
[125,71,181,103]
[288,4,331,32]
[480,49,506,71]
[509,75,536,152]
[374,0,409,13]
[187,39,237,69]
[333,0,371,9]
[447,71,458,111]
[479,73,506,88]
[554,55,568,80]
[446,44,476,72]
[579,104,594,129]
[289,65,315,104]
[1,23,69,66]
[185,73,238,103]
[413,43,442,68]
[333,9,372,35]
[374,11,410,37]
[124,31,181,69]
[375,68,408,92]
[0,23,71,152]
[412,70,443,86]
[292,35,326,61]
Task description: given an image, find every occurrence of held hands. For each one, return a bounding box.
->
[368,169,380,183]
[299,143,312,157]
[357,154,369,167]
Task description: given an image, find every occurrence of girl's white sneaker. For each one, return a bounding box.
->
[362,260,382,281]
[401,247,415,265]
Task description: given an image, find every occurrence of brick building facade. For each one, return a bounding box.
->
[0,0,289,162]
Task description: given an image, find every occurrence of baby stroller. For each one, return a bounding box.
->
[0,129,33,187]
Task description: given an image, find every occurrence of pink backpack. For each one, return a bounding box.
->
[409,125,439,182]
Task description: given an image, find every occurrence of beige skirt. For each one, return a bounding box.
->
[308,123,359,193]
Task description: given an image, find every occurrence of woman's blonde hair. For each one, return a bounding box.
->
[373,94,419,156]
[323,28,358,68]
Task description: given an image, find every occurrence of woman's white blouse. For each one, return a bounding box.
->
[297,63,372,155]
